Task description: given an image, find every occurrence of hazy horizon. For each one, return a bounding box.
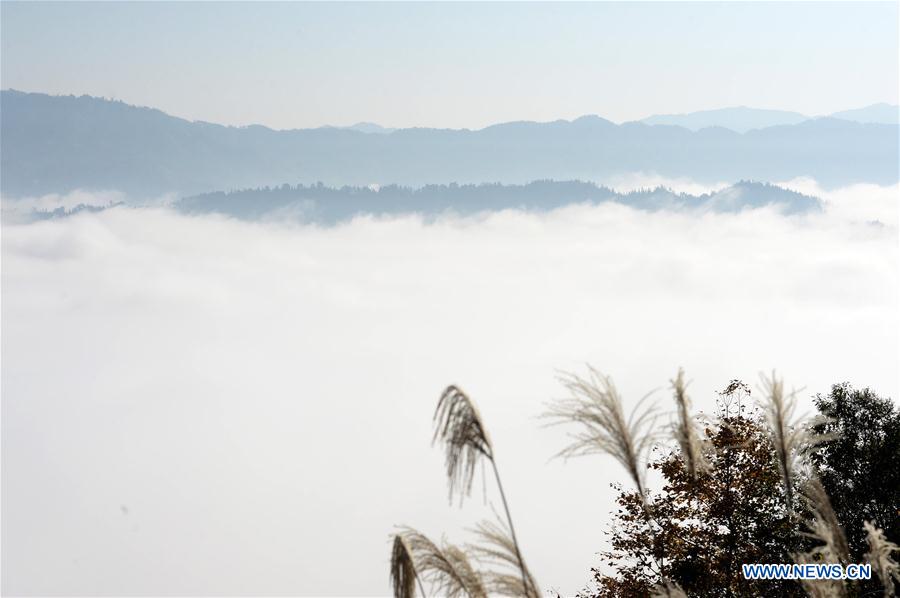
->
[2,2,897,130]
[2,86,897,131]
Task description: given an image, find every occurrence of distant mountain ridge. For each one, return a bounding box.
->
[2,90,897,198]
[828,103,900,125]
[319,122,397,134]
[640,107,809,133]
[640,104,900,132]
[175,180,821,223]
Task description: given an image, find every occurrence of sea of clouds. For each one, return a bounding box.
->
[2,178,898,595]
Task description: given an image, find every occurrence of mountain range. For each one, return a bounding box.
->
[1,90,897,198]
[639,104,899,132]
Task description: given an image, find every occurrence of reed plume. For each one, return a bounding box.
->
[433,385,531,595]
[545,367,659,502]
[391,533,427,598]
[863,520,900,597]
[759,372,831,513]
[670,368,710,480]
[396,527,487,598]
[800,478,850,566]
[467,518,540,598]
[792,478,850,598]
[433,385,493,501]
[650,581,688,598]
[760,373,798,510]
[793,552,846,598]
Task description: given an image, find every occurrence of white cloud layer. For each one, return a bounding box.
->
[2,185,898,595]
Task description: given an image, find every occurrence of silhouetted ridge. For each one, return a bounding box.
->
[2,90,897,198]
[175,180,821,223]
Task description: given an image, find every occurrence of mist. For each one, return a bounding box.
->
[2,182,897,595]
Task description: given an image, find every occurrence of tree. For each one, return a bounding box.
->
[583,406,805,597]
[810,383,900,596]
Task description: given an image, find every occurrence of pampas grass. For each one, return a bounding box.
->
[760,373,800,511]
[545,367,659,502]
[793,552,846,598]
[467,518,540,598]
[396,527,487,598]
[670,368,710,480]
[758,372,832,513]
[864,520,900,597]
[651,581,688,598]
[432,385,531,595]
[433,385,493,502]
[800,478,851,566]
[391,534,426,598]
[793,478,851,598]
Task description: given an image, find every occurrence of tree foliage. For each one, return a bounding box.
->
[584,408,805,597]
[581,381,900,598]
[809,383,900,597]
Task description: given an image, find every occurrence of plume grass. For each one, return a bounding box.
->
[545,367,659,502]
[433,385,493,502]
[432,385,531,595]
[760,373,799,510]
[800,478,851,566]
[391,534,426,598]
[467,518,540,598]
[758,372,831,513]
[793,552,846,598]
[651,581,688,598]
[670,368,710,480]
[396,527,487,598]
[793,478,850,598]
[863,520,900,597]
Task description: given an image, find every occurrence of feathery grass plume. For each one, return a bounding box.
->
[864,520,900,597]
[433,385,493,502]
[433,385,531,594]
[758,372,831,513]
[760,372,797,510]
[670,368,710,480]
[650,581,688,598]
[391,534,426,598]
[792,479,850,598]
[397,527,487,598]
[467,518,540,598]
[793,552,846,598]
[545,367,659,502]
[800,478,851,565]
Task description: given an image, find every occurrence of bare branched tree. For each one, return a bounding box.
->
[863,521,900,597]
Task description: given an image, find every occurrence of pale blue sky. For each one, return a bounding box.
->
[2,2,898,129]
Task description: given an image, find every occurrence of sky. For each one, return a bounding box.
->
[2,2,898,130]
